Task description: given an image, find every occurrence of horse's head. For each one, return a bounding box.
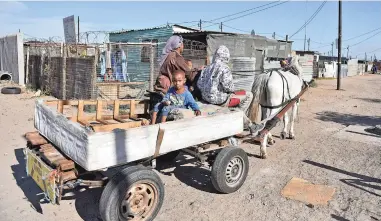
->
[289,55,303,77]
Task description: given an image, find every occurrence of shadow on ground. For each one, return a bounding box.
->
[156,153,218,193]
[315,111,381,127]
[11,148,103,220]
[355,97,381,103]
[303,160,381,197]
[11,148,46,214]
[331,214,350,221]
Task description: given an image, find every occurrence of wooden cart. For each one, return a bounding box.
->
[24,81,309,221]
[25,98,249,221]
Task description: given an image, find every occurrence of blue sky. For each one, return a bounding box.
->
[1,1,380,59]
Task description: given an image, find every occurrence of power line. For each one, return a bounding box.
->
[310,39,330,45]
[311,43,332,50]
[202,1,289,29]
[355,47,381,57]
[222,24,251,33]
[208,1,281,22]
[290,1,327,39]
[343,27,381,42]
[222,1,289,23]
[350,30,381,47]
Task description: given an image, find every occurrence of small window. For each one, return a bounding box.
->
[141,39,158,62]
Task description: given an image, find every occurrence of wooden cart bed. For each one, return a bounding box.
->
[34,99,244,171]
[44,99,150,132]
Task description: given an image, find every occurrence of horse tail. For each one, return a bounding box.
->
[247,73,270,123]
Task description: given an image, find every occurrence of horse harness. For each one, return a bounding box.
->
[260,68,301,109]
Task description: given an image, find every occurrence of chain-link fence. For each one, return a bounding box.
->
[93,42,159,100]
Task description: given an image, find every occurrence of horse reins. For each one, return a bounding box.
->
[260,69,293,109]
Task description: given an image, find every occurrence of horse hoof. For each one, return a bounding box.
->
[268,140,275,145]
[289,134,295,140]
[280,132,287,140]
[261,154,267,159]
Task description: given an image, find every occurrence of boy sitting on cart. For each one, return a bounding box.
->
[151,70,201,124]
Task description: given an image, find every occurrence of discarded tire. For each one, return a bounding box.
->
[1,87,21,94]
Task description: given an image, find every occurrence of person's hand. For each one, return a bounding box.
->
[162,100,170,106]
[198,65,205,71]
[189,86,194,92]
[195,110,201,116]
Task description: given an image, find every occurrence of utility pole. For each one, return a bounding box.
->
[307,38,310,51]
[337,0,342,90]
[331,42,334,57]
[199,19,202,31]
[272,32,276,39]
[365,53,367,62]
[346,45,349,59]
[77,16,80,43]
[286,35,289,57]
[303,25,307,51]
[220,22,223,32]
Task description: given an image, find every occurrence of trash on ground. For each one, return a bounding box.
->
[281,177,335,206]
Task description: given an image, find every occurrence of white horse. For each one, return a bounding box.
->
[249,56,304,159]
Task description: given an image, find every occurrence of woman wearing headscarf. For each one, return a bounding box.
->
[197,45,254,128]
[154,35,198,94]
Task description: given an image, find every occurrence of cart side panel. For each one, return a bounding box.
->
[35,99,244,171]
[85,110,244,171]
[35,99,90,170]
[87,125,160,171]
[159,110,244,152]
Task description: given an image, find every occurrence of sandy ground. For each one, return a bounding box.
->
[0,74,381,221]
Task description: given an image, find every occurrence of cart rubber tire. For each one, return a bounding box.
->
[157,150,180,162]
[99,165,165,221]
[211,147,249,194]
[1,87,21,94]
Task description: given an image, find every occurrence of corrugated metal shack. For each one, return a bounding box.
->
[294,50,320,82]
[109,25,293,91]
[180,31,292,91]
[109,25,200,82]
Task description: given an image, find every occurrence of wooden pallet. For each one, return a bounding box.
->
[44,99,150,132]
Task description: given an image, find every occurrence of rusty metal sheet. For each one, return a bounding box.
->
[26,148,57,204]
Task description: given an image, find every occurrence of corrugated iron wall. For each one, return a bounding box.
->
[347,59,359,77]
[206,34,291,72]
[0,34,24,84]
[231,57,256,91]
[298,54,314,82]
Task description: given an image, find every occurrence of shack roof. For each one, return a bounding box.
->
[109,24,199,34]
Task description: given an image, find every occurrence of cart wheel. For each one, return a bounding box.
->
[211,147,249,194]
[99,165,164,221]
[157,150,180,162]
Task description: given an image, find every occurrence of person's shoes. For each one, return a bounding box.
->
[249,123,265,137]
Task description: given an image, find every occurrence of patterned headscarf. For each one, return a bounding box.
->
[197,45,234,104]
[159,35,183,66]
[212,45,230,64]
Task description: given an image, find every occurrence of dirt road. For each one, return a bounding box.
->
[0,74,380,221]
